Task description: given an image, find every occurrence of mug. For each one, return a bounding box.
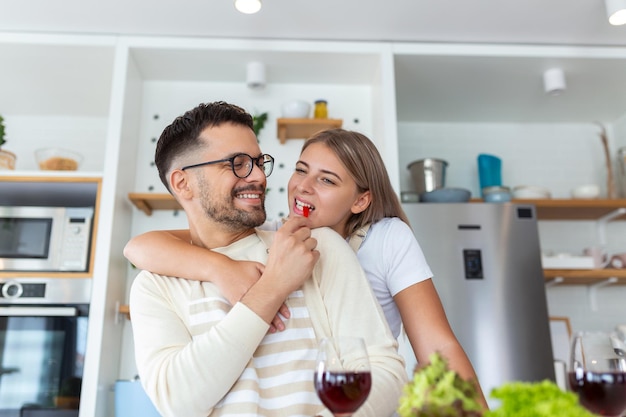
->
[609,253,626,269]
[583,247,609,268]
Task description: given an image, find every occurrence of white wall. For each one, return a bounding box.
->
[4,115,108,172]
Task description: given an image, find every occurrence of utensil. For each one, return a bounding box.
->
[568,331,626,416]
[314,337,371,417]
[407,158,448,194]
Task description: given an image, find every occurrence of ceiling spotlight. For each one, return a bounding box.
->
[543,68,566,96]
[235,0,262,14]
[605,0,626,25]
[247,61,266,89]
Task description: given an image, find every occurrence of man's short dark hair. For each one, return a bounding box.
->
[155,101,254,191]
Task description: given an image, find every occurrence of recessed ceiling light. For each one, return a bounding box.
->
[235,0,262,14]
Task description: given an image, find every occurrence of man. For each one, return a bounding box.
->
[130,101,407,417]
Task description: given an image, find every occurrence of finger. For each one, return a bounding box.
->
[282,215,307,232]
[305,237,318,251]
[271,314,285,332]
[278,302,290,319]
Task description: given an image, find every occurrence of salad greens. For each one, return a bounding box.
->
[397,352,594,417]
[397,352,482,417]
[484,380,595,417]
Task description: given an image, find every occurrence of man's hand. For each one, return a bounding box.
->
[240,216,319,325]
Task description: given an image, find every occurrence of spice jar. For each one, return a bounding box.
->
[314,100,328,119]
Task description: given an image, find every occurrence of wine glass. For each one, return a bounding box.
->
[568,330,626,416]
[314,337,372,417]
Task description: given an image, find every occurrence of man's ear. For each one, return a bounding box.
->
[170,169,193,200]
[351,190,371,214]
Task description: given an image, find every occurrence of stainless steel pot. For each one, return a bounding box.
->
[407,158,448,194]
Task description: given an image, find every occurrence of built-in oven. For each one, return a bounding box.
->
[0,278,90,417]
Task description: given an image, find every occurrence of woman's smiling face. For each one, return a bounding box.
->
[287,142,370,237]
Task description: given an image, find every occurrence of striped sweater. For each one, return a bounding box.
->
[130,227,407,417]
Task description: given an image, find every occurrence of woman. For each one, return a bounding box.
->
[124,128,488,408]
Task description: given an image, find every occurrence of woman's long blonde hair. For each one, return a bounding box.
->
[301,129,410,238]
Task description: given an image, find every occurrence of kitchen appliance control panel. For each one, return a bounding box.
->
[463,249,484,279]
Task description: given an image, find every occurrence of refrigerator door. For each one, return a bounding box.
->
[401,203,555,398]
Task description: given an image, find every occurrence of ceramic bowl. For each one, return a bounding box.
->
[281,100,311,118]
[35,148,83,171]
[483,186,512,203]
[419,187,471,203]
[571,184,600,199]
[512,185,552,199]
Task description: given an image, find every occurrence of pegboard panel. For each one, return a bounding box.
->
[130,79,375,222]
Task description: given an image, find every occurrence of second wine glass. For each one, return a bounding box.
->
[568,330,626,416]
[314,337,372,417]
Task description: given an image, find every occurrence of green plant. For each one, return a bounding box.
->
[0,114,6,148]
[252,112,268,140]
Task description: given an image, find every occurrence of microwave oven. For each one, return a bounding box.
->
[0,206,94,273]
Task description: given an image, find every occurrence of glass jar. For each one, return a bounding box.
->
[314,100,328,119]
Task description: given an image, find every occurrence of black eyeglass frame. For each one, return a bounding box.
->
[181,153,275,179]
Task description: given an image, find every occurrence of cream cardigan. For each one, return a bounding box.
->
[130,226,407,417]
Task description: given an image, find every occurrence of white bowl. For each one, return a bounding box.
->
[281,100,311,118]
[571,184,600,199]
[512,185,552,199]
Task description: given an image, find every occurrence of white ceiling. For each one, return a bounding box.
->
[1,0,625,46]
[2,0,626,124]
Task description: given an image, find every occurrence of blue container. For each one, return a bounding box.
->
[115,379,161,417]
[483,186,512,203]
[477,154,502,196]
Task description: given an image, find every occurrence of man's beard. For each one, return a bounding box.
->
[199,184,267,232]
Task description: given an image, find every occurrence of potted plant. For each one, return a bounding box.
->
[252,111,268,141]
[0,114,16,170]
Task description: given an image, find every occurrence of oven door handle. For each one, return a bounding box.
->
[0,306,78,317]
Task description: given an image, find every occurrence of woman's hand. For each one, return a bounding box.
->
[217,259,290,332]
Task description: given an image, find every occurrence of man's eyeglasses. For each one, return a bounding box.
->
[181,153,275,179]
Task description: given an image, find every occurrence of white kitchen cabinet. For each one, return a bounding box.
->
[3,30,626,416]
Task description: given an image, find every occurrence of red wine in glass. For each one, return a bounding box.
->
[569,331,626,417]
[314,371,372,416]
[568,371,626,416]
[315,337,372,417]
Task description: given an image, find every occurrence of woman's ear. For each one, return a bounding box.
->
[351,190,371,214]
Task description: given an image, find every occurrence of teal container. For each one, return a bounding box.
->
[477,154,502,197]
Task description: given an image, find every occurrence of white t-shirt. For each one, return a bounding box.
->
[356,217,432,338]
[262,217,433,338]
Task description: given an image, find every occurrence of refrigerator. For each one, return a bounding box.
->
[401,202,555,400]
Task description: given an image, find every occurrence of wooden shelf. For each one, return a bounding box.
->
[129,195,626,220]
[470,198,626,220]
[118,304,130,320]
[276,118,342,144]
[544,269,626,285]
[128,192,181,215]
